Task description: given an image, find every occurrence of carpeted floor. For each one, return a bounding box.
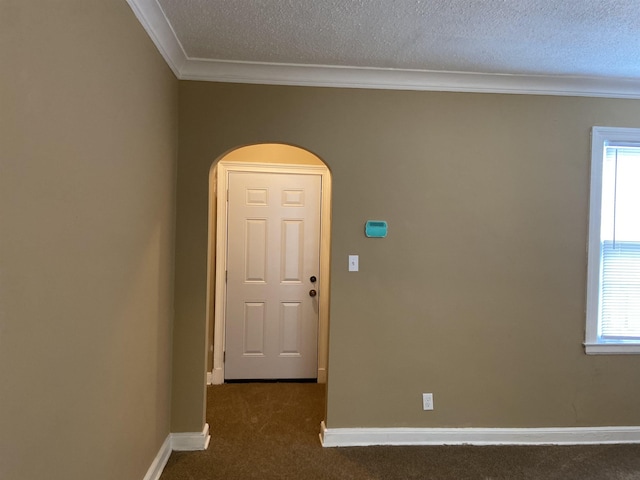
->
[159,383,640,479]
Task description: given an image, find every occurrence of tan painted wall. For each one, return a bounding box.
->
[175,81,640,432]
[0,2,178,479]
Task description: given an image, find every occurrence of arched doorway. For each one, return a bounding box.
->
[205,144,332,384]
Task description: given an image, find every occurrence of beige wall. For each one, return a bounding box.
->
[175,81,640,431]
[0,2,178,479]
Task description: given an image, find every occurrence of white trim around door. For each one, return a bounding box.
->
[210,160,331,384]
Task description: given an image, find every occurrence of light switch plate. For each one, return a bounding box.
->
[348,255,359,272]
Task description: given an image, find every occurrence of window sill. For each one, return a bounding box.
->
[584,342,640,355]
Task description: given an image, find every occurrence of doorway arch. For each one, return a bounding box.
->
[205,143,332,384]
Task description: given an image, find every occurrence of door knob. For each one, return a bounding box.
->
[309,289,317,297]
[310,275,317,283]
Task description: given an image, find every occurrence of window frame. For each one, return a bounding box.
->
[585,126,640,354]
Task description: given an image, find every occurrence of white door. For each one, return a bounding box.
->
[225,171,321,380]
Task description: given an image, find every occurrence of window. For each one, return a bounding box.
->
[586,127,640,354]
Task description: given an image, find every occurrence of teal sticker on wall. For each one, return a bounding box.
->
[365,220,388,238]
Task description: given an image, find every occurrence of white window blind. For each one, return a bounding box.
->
[597,145,640,342]
[600,241,640,340]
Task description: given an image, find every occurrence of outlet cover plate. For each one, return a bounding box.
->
[422,393,434,411]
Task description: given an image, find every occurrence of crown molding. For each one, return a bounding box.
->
[126,0,188,77]
[181,58,640,99]
[128,0,640,99]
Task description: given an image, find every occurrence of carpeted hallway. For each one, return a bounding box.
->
[159,383,640,479]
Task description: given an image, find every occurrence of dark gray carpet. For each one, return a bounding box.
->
[159,383,640,479]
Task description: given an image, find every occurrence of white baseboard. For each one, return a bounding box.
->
[212,368,224,385]
[142,425,211,479]
[206,372,213,385]
[320,422,640,447]
[143,435,172,480]
[171,423,211,451]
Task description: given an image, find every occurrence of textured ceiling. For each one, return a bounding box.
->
[157,0,640,79]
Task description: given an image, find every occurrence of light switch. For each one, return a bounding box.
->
[348,255,359,272]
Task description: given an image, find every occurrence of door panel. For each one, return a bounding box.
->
[282,220,303,282]
[280,302,301,355]
[243,302,265,355]
[225,172,321,380]
[245,219,267,282]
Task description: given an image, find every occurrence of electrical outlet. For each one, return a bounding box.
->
[422,393,434,411]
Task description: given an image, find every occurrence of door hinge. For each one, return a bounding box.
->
[226,189,229,202]
[225,270,228,283]
[223,351,226,363]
